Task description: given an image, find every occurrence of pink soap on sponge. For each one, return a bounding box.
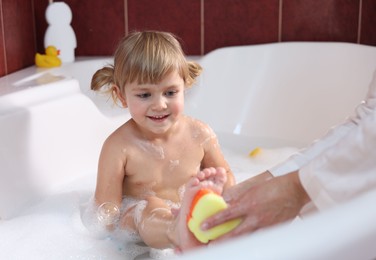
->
[187,189,241,243]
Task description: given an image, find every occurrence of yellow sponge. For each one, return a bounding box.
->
[187,189,241,243]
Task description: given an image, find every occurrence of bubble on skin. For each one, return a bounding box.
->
[81,198,112,238]
[142,189,157,198]
[97,202,121,225]
[120,196,179,235]
[197,123,218,147]
[81,198,146,259]
[133,200,148,227]
[200,134,217,147]
[121,196,148,227]
[143,208,172,228]
[177,184,186,202]
[137,182,157,198]
[112,201,176,259]
[121,197,179,258]
[169,160,179,171]
[138,209,173,252]
[149,207,171,215]
[136,140,165,159]
[82,187,185,258]
[191,127,201,139]
[200,123,216,137]
[164,199,180,209]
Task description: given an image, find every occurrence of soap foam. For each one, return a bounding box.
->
[0,144,297,259]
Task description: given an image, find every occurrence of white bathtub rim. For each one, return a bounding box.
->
[202,41,376,57]
[0,78,81,115]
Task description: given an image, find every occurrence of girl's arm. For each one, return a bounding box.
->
[94,135,126,222]
[200,124,235,188]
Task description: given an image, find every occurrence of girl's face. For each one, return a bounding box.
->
[122,70,185,136]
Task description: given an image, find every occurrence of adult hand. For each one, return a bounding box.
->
[201,170,310,241]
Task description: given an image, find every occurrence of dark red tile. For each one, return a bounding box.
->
[360,0,376,46]
[35,0,126,56]
[65,0,125,56]
[204,0,279,54]
[3,0,35,74]
[282,0,359,42]
[33,0,49,55]
[128,0,201,55]
[0,11,6,76]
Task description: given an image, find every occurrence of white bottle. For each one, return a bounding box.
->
[44,2,77,63]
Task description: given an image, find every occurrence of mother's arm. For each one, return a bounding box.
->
[201,170,310,240]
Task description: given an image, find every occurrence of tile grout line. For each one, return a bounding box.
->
[0,0,7,74]
[31,0,37,54]
[200,0,204,55]
[357,0,362,44]
[124,0,128,36]
[278,0,283,42]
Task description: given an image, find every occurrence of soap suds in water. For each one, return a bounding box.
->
[0,143,297,259]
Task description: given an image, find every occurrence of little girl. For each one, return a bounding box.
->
[90,31,235,250]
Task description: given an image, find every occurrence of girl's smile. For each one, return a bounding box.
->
[147,114,170,122]
[123,70,185,136]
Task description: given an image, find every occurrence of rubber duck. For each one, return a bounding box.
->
[249,147,263,157]
[35,46,62,68]
[187,189,241,243]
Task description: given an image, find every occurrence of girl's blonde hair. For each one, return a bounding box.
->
[91,31,202,103]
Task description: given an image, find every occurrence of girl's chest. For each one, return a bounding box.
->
[123,142,205,198]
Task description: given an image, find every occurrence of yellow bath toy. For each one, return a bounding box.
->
[35,46,62,68]
[249,147,262,157]
[187,189,241,243]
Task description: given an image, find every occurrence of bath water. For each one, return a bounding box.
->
[0,134,298,260]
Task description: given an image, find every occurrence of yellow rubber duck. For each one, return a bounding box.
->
[249,147,263,157]
[35,46,62,68]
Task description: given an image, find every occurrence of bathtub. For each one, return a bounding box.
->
[1,42,376,259]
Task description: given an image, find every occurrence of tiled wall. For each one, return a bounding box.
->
[0,0,375,77]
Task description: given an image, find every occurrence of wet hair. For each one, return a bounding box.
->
[91,31,202,103]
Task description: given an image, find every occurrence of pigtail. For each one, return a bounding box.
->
[186,61,203,87]
[91,66,116,91]
[91,65,122,104]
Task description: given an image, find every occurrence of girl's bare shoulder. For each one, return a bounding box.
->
[102,120,136,149]
[183,116,216,138]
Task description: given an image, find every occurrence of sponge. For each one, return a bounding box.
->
[187,189,241,243]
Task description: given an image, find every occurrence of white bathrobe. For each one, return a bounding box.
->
[270,70,376,211]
